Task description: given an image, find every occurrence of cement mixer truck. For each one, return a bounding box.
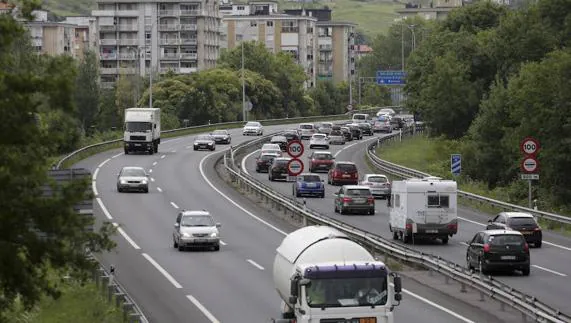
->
[272,225,402,323]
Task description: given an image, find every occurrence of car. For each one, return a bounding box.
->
[333,185,375,215]
[268,157,292,181]
[193,135,216,151]
[347,124,363,140]
[283,129,301,142]
[309,133,329,149]
[328,161,359,185]
[340,127,353,141]
[328,131,346,145]
[261,143,282,156]
[270,135,288,151]
[466,230,530,276]
[357,122,373,136]
[298,123,316,140]
[377,108,396,117]
[316,122,333,135]
[390,116,406,129]
[243,121,263,136]
[351,113,370,124]
[308,151,335,172]
[293,173,325,198]
[255,152,280,173]
[172,210,221,251]
[486,212,542,247]
[360,174,391,199]
[116,166,149,193]
[373,119,392,133]
[210,129,231,144]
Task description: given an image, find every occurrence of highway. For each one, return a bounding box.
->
[76,124,505,323]
[242,130,571,313]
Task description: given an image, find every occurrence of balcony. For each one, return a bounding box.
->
[118,24,138,31]
[116,10,139,17]
[100,39,117,45]
[118,53,137,60]
[161,53,180,60]
[92,10,115,17]
[119,67,137,74]
[180,24,197,31]
[180,53,197,60]
[160,38,180,45]
[180,67,197,74]
[100,25,116,32]
[319,44,332,51]
[100,67,118,74]
[160,67,179,73]
[180,38,197,45]
[180,9,199,16]
[159,10,180,16]
[100,53,117,60]
[159,24,179,31]
[119,39,138,46]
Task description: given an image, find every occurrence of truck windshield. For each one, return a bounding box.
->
[305,277,388,308]
[125,122,151,132]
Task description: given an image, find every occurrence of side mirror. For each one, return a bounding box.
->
[393,275,402,293]
[174,223,179,228]
[215,223,221,228]
[290,279,298,298]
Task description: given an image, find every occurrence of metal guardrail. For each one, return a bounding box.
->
[365,130,571,226]
[221,127,571,323]
[55,106,395,169]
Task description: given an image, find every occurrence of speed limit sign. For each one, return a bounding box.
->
[520,137,540,155]
[287,140,304,158]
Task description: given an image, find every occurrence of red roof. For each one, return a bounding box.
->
[355,45,373,53]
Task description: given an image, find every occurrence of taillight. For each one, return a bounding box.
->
[483,244,490,253]
[405,223,413,231]
[342,197,352,203]
[368,196,374,204]
[534,227,541,231]
[524,243,529,252]
[447,222,458,232]
[353,173,358,178]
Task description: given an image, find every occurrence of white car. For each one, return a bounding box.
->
[173,210,221,251]
[298,123,316,140]
[360,174,391,199]
[243,121,263,136]
[309,133,329,149]
[377,108,396,117]
[261,143,282,156]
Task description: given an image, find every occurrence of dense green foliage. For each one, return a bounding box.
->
[0,5,116,319]
[396,0,571,208]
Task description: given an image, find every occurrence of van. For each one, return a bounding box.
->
[298,123,316,140]
[351,113,369,124]
[389,176,458,244]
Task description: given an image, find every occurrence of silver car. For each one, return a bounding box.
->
[173,210,221,251]
[360,174,391,199]
[309,133,329,149]
[193,135,216,151]
[243,121,263,136]
[117,166,149,193]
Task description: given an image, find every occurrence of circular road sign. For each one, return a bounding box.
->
[521,156,539,173]
[287,140,304,158]
[346,104,354,111]
[520,137,540,155]
[287,158,304,176]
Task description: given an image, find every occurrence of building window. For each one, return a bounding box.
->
[236,34,243,41]
[237,5,244,10]
[266,21,273,27]
[307,27,313,33]
[250,21,257,27]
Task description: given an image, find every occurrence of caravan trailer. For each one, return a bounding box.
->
[389,177,458,244]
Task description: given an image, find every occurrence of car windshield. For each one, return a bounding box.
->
[212,130,227,135]
[321,123,332,128]
[313,153,333,160]
[337,164,357,172]
[246,122,259,127]
[181,215,214,227]
[353,115,366,120]
[196,135,212,141]
[301,175,321,182]
[260,155,277,161]
[121,168,145,177]
[313,135,326,140]
[346,189,370,196]
[487,235,525,247]
[271,137,286,143]
[306,277,388,308]
[367,176,387,183]
[508,217,537,226]
[300,124,314,129]
[330,131,342,136]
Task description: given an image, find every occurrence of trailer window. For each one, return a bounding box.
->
[427,195,449,208]
[394,194,400,207]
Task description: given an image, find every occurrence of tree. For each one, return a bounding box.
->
[360,83,391,107]
[114,69,136,123]
[0,12,115,318]
[74,50,100,134]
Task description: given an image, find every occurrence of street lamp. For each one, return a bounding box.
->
[241,37,246,121]
[401,23,417,71]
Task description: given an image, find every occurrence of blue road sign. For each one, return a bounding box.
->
[451,154,461,176]
[376,70,406,85]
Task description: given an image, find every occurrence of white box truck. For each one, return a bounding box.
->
[388,176,458,244]
[272,225,402,323]
[123,108,161,155]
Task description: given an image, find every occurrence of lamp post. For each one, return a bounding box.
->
[401,23,417,70]
[241,38,246,121]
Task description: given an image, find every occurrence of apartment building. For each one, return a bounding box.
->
[221,2,318,87]
[92,0,221,87]
[64,16,98,60]
[23,11,79,57]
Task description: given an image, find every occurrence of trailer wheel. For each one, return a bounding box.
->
[441,237,449,244]
[393,231,399,240]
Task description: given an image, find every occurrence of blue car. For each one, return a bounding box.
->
[293,173,325,198]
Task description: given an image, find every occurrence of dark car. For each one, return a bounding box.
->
[255,152,280,173]
[283,130,301,142]
[333,185,375,215]
[347,124,363,140]
[328,161,359,185]
[357,122,373,136]
[193,135,216,151]
[210,129,231,144]
[270,135,288,151]
[486,212,542,247]
[308,151,335,172]
[390,116,406,129]
[340,127,353,141]
[268,157,292,181]
[466,230,530,276]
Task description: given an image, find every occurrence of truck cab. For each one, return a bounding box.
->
[123,108,161,155]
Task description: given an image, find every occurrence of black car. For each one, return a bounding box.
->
[283,130,300,142]
[347,125,363,140]
[255,153,280,173]
[390,116,406,129]
[270,135,288,151]
[466,230,530,276]
[357,123,373,136]
[210,129,231,144]
[193,135,216,151]
[340,127,353,141]
[268,157,292,181]
[486,212,542,247]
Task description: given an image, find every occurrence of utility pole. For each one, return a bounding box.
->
[241,40,246,121]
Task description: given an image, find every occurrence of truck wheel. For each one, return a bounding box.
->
[178,244,185,252]
[153,144,158,153]
[441,237,449,244]
[213,244,220,251]
[403,233,411,244]
[340,206,345,215]
[124,149,129,155]
[393,231,399,240]
[173,239,178,248]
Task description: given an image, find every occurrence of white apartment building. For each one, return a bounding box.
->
[92,0,221,87]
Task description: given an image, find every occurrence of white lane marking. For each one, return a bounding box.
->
[111,152,123,158]
[532,265,567,277]
[93,167,100,181]
[152,161,158,166]
[96,197,112,220]
[247,259,265,270]
[149,169,153,173]
[458,217,571,251]
[186,145,192,149]
[459,241,469,246]
[199,153,287,236]
[219,240,227,246]
[400,287,476,323]
[163,137,183,145]
[92,181,99,196]
[333,136,379,158]
[241,149,260,176]
[172,150,176,153]
[157,187,163,193]
[186,295,220,323]
[142,253,182,288]
[112,223,141,250]
[150,177,155,182]
[161,155,166,159]
[98,158,111,168]
[170,202,179,209]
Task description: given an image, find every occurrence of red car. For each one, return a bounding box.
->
[308,151,335,173]
[328,161,359,185]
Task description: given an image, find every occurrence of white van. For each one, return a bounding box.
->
[298,123,316,140]
[389,176,458,244]
[352,113,370,124]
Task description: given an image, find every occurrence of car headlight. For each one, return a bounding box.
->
[182,232,190,238]
[120,180,127,184]
[141,179,148,184]
[210,232,218,238]
[208,142,213,145]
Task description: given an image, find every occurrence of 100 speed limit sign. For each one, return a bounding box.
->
[287,140,304,158]
[520,137,540,155]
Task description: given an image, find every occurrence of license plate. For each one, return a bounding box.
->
[134,143,141,146]
[342,174,350,178]
[522,231,532,235]
[306,183,316,188]
[426,229,438,233]
[194,239,207,243]
[501,255,516,260]
[353,198,366,203]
